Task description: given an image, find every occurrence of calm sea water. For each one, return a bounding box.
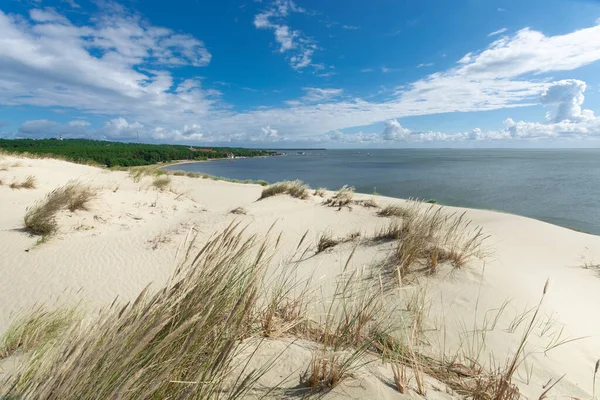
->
[165,149,600,235]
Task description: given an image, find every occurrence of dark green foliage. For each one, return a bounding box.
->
[0,139,274,167]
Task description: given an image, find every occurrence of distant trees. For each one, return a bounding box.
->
[0,139,274,167]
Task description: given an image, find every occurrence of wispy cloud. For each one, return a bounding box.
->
[416,63,434,68]
[253,0,318,70]
[488,27,508,37]
[498,8,506,12]
[342,25,360,30]
[360,68,374,73]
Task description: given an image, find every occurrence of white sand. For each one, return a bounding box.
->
[1,155,599,399]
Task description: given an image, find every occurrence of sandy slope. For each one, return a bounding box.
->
[1,155,599,399]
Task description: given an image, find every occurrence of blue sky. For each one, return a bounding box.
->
[1,0,600,147]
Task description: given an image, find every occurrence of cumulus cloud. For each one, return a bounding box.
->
[98,117,144,140]
[253,0,317,69]
[539,79,595,122]
[382,119,410,140]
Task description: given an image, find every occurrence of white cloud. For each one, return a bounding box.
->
[286,87,343,104]
[98,117,144,139]
[539,79,594,122]
[416,63,434,68]
[488,28,508,37]
[62,0,80,8]
[67,120,91,127]
[382,119,410,140]
[18,119,59,136]
[2,7,600,145]
[342,25,360,30]
[253,0,317,70]
[360,68,374,73]
[18,119,92,137]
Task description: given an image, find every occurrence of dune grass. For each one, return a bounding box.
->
[23,181,97,238]
[314,187,327,197]
[372,201,488,283]
[9,175,37,189]
[259,180,310,200]
[0,307,79,360]
[1,224,275,399]
[377,204,410,218]
[315,231,361,254]
[230,206,248,215]
[152,175,171,191]
[0,220,573,399]
[324,185,354,208]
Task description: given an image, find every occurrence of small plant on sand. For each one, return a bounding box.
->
[373,219,403,241]
[314,187,327,197]
[230,206,248,215]
[259,180,309,200]
[152,175,171,191]
[10,175,37,189]
[315,231,361,254]
[24,181,97,238]
[316,231,340,253]
[300,352,351,391]
[324,185,354,208]
[355,197,379,208]
[377,204,410,218]
[172,171,185,176]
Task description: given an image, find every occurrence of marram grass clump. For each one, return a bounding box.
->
[23,181,97,237]
[259,180,310,200]
[10,175,37,189]
[0,224,274,399]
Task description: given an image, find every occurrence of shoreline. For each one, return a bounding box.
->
[158,159,599,237]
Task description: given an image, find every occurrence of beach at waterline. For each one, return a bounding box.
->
[165,148,600,235]
[1,153,600,398]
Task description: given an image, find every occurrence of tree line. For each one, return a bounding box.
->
[0,139,274,167]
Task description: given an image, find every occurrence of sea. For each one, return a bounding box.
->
[164,149,600,236]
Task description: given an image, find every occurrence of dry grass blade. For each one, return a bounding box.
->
[391,362,407,393]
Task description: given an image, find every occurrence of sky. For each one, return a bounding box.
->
[1,0,600,148]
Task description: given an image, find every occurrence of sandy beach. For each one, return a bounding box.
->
[1,154,600,399]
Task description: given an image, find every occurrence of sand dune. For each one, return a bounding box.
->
[1,154,599,399]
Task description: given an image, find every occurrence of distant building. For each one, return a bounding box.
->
[59,135,63,141]
[227,153,234,159]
